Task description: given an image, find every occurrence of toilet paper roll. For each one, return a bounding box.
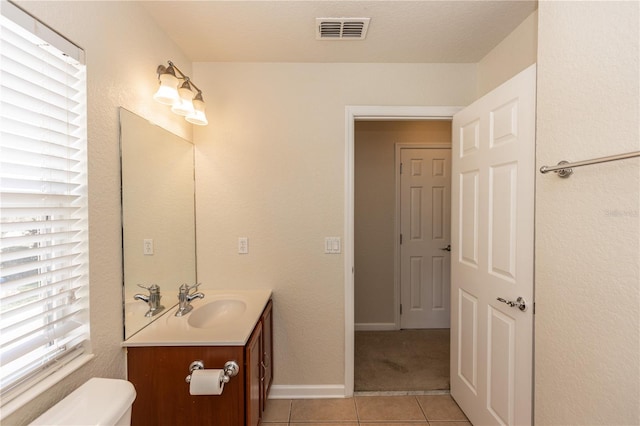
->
[189,369,225,395]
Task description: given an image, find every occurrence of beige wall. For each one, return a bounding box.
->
[477,10,537,98]
[5,2,192,424]
[192,63,476,389]
[354,120,451,326]
[535,1,640,424]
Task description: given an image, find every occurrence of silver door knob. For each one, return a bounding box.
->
[441,245,451,252]
[496,296,527,312]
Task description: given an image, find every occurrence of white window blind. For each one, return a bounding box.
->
[0,1,89,405]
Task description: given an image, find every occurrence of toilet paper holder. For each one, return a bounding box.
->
[185,360,240,384]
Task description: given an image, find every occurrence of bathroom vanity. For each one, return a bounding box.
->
[123,290,273,426]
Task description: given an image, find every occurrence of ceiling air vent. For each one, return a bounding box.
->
[316,18,370,40]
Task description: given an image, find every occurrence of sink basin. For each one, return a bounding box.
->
[123,289,272,346]
[187,299,247,329]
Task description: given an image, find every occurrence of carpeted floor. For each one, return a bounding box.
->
[354,329,450,392]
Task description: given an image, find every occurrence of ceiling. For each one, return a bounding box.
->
[140,1,538,63]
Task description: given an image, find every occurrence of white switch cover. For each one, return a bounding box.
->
[143,239,154,255]
[324,237,341,254]
[238,237,249,254]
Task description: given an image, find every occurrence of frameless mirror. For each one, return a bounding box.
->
[119,108,196,339]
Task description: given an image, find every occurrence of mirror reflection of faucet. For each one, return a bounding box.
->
[175,283,205,317]
[133,284,165,317]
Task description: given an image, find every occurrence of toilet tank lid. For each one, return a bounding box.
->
[30,378,136,426]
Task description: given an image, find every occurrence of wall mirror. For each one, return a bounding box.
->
[119,108,196,339]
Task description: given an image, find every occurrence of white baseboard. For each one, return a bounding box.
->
[268,384,346,399]
[354,322,397,331]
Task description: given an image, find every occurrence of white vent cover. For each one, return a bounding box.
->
[316,18,370,40]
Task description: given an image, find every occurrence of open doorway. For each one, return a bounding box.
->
[354,119,452,393]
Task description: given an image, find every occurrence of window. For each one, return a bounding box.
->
[0,0,90,413]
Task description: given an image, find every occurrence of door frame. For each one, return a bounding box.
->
[344,106,462,396]
[395,143,452,330]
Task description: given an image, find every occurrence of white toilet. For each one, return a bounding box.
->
[30,378,136,426]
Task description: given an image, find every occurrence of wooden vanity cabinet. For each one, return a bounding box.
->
[127,299,273,426]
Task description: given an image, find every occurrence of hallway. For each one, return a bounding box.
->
[355,329,450,392]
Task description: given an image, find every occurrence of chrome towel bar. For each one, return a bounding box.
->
[540,150,640,178]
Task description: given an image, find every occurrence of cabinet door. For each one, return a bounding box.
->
[261,300,273,412]
[246,321,262,426]
[127,346,244,426]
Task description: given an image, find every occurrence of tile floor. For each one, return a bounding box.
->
[262,394,471,425]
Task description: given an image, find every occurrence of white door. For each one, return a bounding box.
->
[450,65,536,426]
[400,147,451,329]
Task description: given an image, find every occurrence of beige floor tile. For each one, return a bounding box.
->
[416,394,469,421]
[360,423,429,426]
[262,399,292,423]
[429,422,472,426]
[263,424,287,426]
[355,395,426,422]
[290,398,358,422]
[290,423,358,426]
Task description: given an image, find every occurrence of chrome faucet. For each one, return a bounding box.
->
[175,283,204,317]
[134,284,165,317]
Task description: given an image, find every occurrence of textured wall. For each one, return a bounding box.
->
[354,120,452,326]
[192,62,476,389]
[535,1,640,424]
[5,2,191,424]
[477,10,537,98]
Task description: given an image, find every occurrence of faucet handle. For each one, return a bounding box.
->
[134,284,164,317]
[138,284,161,294]
[179,283,202,294]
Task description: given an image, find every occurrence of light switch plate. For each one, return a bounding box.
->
[324,237,341,254]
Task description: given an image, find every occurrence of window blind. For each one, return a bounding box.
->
[0,1,89,403]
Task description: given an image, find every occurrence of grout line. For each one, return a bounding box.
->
[355,389,450,396]
[415,394,429,423]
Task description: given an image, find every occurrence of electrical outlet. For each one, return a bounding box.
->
[238,237,248,254]
[143,239,154,255]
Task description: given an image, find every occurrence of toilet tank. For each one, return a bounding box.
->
[30,378,136,426]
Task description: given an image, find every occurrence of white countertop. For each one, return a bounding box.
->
[122,289,272,347]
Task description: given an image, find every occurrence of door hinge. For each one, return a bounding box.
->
[400,234,403,245]
[400,162,403,175]
[400,304,403,315]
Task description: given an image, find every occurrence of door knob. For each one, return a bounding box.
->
[496,296,527,312]
[441,245,451,252]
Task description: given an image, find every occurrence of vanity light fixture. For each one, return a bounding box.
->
[153,60,208,126]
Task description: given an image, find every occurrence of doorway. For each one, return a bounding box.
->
[345,106,461,396]
[347,65,535,422]
[353,119,454,393]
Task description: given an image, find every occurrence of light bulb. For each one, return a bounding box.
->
[153,70,179,105]
[186,94,208,126]
[171,81,195,116]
